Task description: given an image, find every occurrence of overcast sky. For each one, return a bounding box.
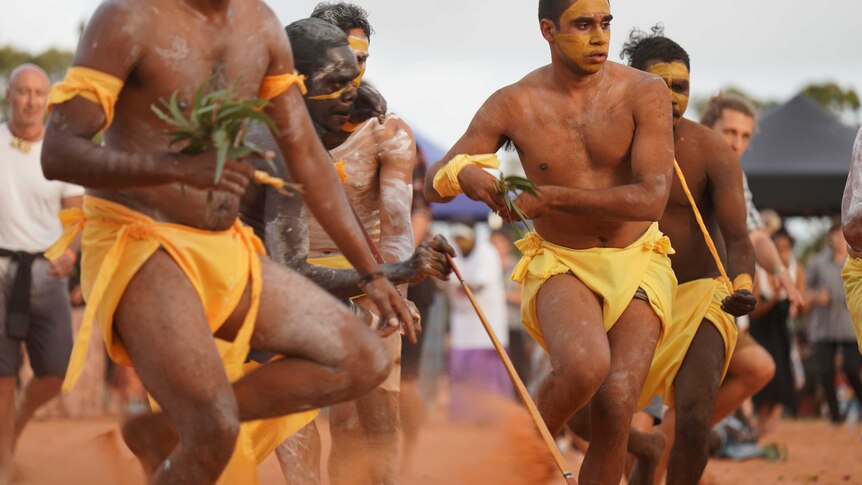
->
[3,0,861,150]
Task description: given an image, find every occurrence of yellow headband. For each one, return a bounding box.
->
[646,62,689,82]
[347,37,369,88]
[348,36,369,53]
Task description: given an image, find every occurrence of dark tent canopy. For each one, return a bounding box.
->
[741,95,857,216]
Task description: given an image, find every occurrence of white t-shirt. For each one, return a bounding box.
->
[0,123,85,252]
[447,241,508,350]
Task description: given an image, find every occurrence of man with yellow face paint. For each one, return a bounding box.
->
[264,13,421,485]
[425,1,676,483]
[311,2,388,133]
[602,27,755,485]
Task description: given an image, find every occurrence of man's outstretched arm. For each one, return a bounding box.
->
[247,126,451,300]
[708,137,757,316]
[423,89,510,209]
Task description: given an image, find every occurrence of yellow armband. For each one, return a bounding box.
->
[733,273,754,293]
[431,154,500,198]
[48,66,124,131]
[259,71,307,100]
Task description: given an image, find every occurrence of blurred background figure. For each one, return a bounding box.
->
[749,229,801,434]
[490,229,532,390]
[446,223,511,422]
[806,222,862,423]
[0,64,82,482]
[401,145,437,468]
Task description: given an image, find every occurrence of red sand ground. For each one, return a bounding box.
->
[11,415,861,484]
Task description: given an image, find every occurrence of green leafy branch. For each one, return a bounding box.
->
[151,80,277,185]
[496,173,539,235]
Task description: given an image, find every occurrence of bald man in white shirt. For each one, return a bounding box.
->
[0,64,83,483]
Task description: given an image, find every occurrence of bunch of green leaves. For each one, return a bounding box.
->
[151,80,276,184]
[496,173,539,235]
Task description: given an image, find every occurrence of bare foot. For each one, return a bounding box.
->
[628,430,666,485]
[121,413,176,477]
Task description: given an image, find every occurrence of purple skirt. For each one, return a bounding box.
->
[448,348,514,422]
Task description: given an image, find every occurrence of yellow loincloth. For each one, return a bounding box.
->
[239,359,320,466]
[638,278,738,409]
[46,196,313,484]
[842,257,862,354]
[512,223,677,360]
[46,195,264,391]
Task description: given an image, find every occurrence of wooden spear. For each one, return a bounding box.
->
[445,253,575,484]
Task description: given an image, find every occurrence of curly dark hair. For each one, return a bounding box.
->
[619,24,689,71]
[311,2,373,41]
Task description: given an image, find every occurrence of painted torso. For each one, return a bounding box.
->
[307,114,414,263]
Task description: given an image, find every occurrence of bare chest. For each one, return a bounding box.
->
[510,95,635,187]
[132,26,270,109]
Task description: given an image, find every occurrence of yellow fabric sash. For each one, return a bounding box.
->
[432,154,500,198]
[240,358,320,467]
[512,223,676,352]
[843,257,862,354]
[45,196,264,393]
[639,278,737,409]
[258,71,308,100]
[672,160,736,293]
[48,66,124,131]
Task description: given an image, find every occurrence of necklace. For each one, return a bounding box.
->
[10,136,32,154]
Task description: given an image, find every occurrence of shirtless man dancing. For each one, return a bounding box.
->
[425,1,676,482]
[297,14,417,484]
[41,0,413,483]
[240,18,443,484]
[621,29,756,485]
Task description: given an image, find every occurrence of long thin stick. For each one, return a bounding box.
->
[346,205,419,343]
[445,254,575,483]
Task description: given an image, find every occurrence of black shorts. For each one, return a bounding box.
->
[0,258,73,377]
